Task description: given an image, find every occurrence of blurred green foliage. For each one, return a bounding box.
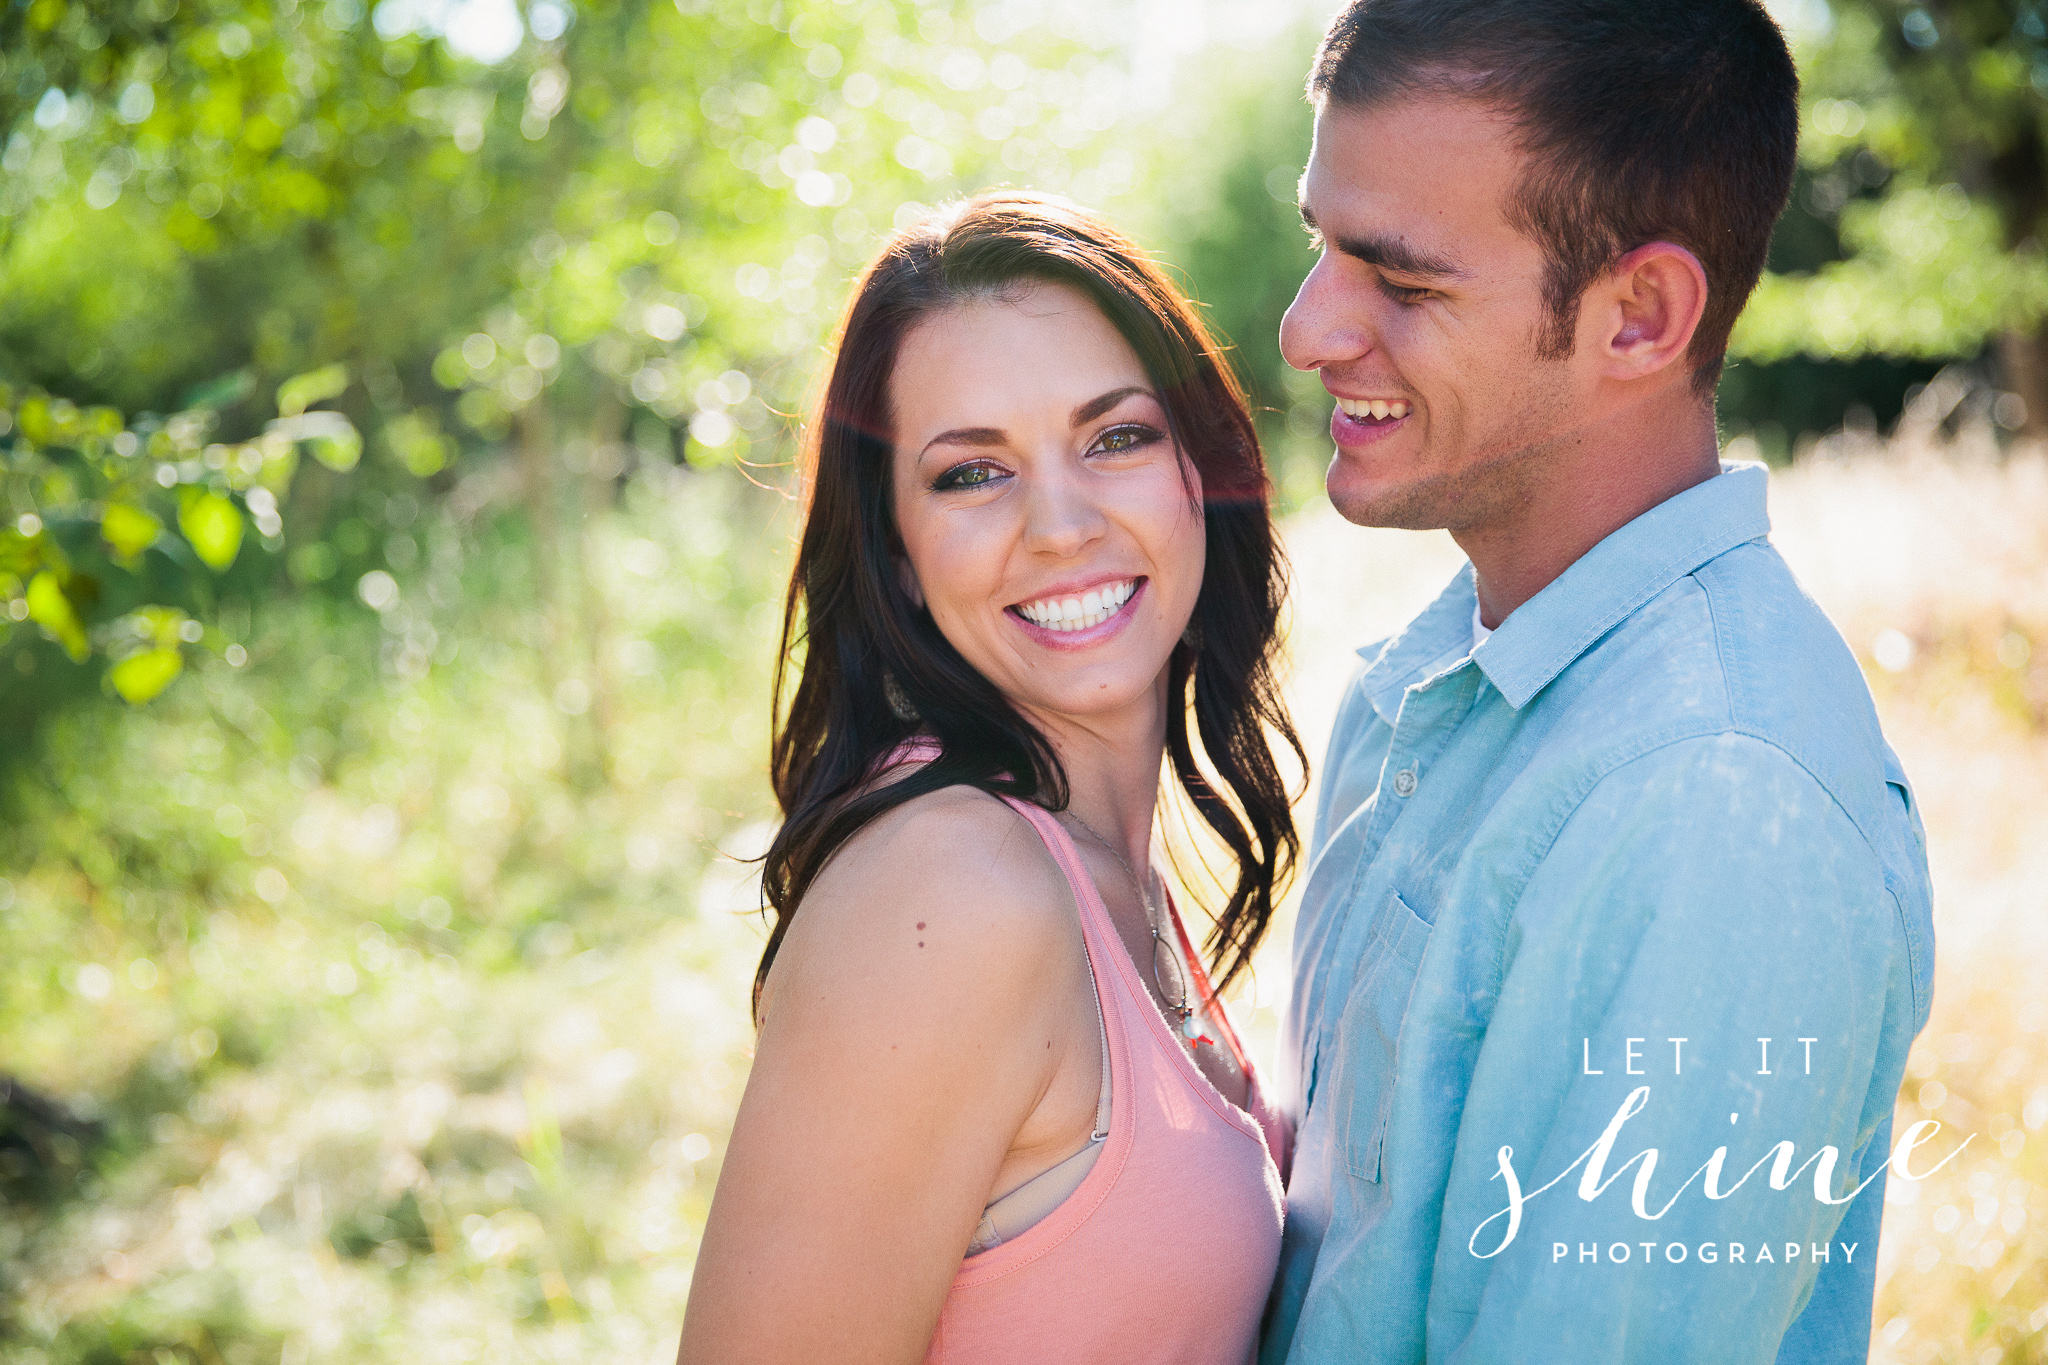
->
[2,462,786,1363]
[14,0,2048,727]
[0,0,1122,720]
[1729,0,2048,435]
[1734,0,2048,361]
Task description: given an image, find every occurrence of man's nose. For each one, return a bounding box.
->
[1279,254,1372,375]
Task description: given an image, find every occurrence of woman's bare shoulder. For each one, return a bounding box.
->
[759,786,1081,1028]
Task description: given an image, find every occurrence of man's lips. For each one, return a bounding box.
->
[1331,402,1409,446]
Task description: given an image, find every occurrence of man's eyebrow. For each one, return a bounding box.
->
[1299,203,1468,280]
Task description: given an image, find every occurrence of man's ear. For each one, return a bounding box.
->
[1590,242,1709,383]
[895,555,925,609]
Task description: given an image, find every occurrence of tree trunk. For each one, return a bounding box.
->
[1996,324,2048,441]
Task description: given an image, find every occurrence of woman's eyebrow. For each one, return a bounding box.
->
[922,426,1007,450]
[917,426,1007,465]
[1070,385,1152,426]
[918,387,1155,462]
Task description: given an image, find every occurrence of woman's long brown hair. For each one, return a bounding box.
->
[757,191,1302,1018]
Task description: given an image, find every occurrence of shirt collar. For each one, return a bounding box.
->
[1357,461,1773,721]
[1357,562,1481,725]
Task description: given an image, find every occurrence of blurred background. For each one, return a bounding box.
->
[0,0,2043,1361]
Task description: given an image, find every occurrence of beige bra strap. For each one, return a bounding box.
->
[964,932,1112,1255]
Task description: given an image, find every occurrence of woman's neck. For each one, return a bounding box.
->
[1020,677,1171,874]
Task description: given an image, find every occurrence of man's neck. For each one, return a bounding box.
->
[1458,401,1722,630]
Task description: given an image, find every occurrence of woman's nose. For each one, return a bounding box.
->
[1279,254,1373,375]
[1021,466,1109,557]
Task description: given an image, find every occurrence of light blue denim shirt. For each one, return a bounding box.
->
[1265,463,1935,1365]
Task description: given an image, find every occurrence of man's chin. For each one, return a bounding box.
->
[1325,462,1451,531]
[1326,435,1551,533]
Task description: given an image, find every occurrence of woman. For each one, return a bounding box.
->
[680,192,1303,1364]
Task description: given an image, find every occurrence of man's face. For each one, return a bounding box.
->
[1282,95,1594,531]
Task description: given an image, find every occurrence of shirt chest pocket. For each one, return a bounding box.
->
[1329,891,1433,1183]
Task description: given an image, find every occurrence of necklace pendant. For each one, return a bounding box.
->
[1182,1013,1204,1040]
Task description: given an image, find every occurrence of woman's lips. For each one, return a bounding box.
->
[1007,577,1148,649]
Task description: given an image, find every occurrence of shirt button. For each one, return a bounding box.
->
[1391,767,1418,797]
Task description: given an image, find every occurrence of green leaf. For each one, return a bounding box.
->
[384,410,448,478]
[107,646,183,703]
[277,363,350,418]
[24,571,87,661]
[181,370,256,412]
[0,527,40,577]
[268,411,362,471]
[16,396,51,445]
[288,542,338,583]
[100,502,163,559]
[130,605,192,648]
[311,427,363,473]
[178,490,244,571]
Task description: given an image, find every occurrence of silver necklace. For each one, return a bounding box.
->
[1060,808,1206,1042]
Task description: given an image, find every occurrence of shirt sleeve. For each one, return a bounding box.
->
[1431,732,1909,1363]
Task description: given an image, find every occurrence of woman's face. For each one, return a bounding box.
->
[888,281,1206,729]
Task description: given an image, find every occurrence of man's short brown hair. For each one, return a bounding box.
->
[1311,0,1799,394]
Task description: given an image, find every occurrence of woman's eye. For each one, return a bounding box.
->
[1094,424,1161,455]
[932,461,1002,491]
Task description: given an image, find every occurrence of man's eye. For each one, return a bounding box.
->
[1380,278,1433,305]
[933,462,1001,490]
[1095,424,1161,455]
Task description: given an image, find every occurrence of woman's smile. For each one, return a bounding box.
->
[889,281,1206,722]
[1009,576,1147,646]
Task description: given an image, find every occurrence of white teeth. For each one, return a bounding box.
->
[1017,578,1137,632]
[1337,398,1410,421]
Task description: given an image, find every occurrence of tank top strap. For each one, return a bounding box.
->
[993,797,1124,957]
[874,740,1117,950]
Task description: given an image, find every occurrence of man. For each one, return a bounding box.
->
[1265,2,1935,1362]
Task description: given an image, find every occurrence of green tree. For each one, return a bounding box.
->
[1137,19,1327,501]
[1734,0,2048,433]
[0,0,1116,728]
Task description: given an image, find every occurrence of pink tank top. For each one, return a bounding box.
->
[923,794,1288,1365]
